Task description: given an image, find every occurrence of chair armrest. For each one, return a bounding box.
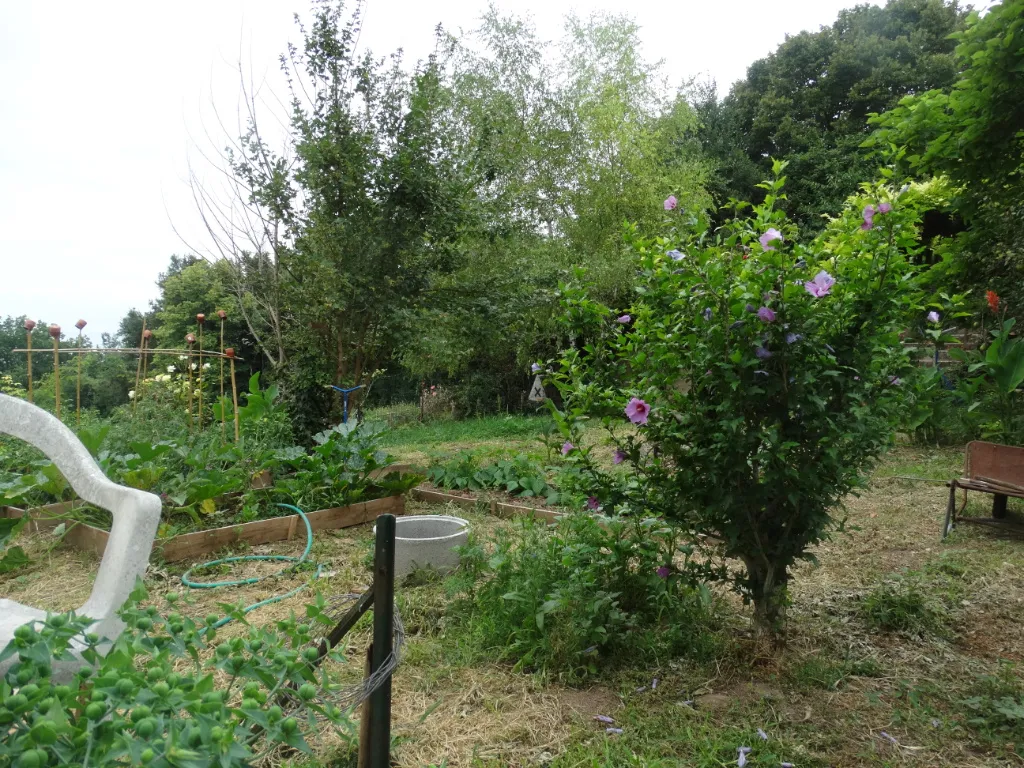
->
[0,394,160,627]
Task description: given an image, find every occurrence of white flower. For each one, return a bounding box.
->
[128,390,135,400]
[178,355,187,361]
[202,362,211,370]
[167,365,175,373]
[191,363,198,371]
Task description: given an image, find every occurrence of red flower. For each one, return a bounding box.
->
[986,290,1000,313]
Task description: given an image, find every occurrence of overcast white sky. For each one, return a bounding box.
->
[0,0,899,338]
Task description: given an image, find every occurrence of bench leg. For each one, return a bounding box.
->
[943,483,957,539]
[993,494,1008,520]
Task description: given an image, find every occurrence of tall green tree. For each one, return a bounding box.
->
[868,0,1024,312]
[698,0,966,228]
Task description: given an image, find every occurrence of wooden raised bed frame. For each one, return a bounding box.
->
[3,495,404,563]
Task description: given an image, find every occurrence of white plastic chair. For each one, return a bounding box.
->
[0,393,160,677]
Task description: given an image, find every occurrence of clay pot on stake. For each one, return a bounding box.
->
[185,333,196,432]
[217,310,227,443]
[24,319,36,403]
[196,314,205,430]
[75,319,86,426]
[225,347,240,442]
[48,325,61,420]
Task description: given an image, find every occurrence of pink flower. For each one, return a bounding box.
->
[927,310,940,323]
[561,441,574,456]
[616,314,631,324]
[586,496,600,511]
[759,228,783,251]
[877,201,892,214]
[862,204,875,231]
[803,270,836,298]
[664,195,678,211]
[757,306,776,323]
[625,397,650,425]
[656,565,670,579]
[613,449,626,465]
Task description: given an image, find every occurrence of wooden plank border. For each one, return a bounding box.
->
[3,496,405,563]
[411,486,564,523]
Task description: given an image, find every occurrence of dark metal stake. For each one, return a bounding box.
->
[993,493,1009,519]
[369,513,396,768]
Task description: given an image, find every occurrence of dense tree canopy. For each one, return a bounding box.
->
[697,0,966,228]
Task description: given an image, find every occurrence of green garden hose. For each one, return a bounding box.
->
[181,503,323,631]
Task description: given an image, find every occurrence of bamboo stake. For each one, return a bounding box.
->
[196,314,205,431]
[75,319,87,426]
[133,320,147,416]
[139,330,152,406]
[226,348,240,442]
[186,333,196,433]
[218,310,227,443]
[24,319,36,404]
[49,325,61,420]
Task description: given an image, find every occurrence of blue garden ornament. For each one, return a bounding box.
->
[329,384,364,424]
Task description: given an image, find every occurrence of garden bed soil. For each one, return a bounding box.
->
[2,495,405,562]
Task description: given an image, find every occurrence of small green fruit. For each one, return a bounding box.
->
[210,726,225,741]
[116,679,134,696]
[165,592,179,603]
[85,702,105,720]
[30,721,57,745]
[267,705,282,722]
[151,682,170,697]
[140,749,155,764]
[5,694,28,712]
[16,669,33,686]
[17,750,41,768]
[205,614,219,626]
[303,647,320,662]
[281,716,297,734]
[298,683,317,701]
[14,625,34,641]
[19,684,39,699]
[131,706,152,722]
[135,718,156,738]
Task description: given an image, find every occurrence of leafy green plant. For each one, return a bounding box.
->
[862,571,955,636]
[427,452,561,503]
[548,167,920,636]
[449,514,717,681]
[0,583,353,768]
[0,516,29,574]
[960,663,1024,749]
[950,316,1024,442]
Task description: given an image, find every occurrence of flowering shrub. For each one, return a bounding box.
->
[548,164,920,635]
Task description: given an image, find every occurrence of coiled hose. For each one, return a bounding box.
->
[181,503,322,631]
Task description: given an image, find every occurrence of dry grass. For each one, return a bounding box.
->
[7,446,1024,766]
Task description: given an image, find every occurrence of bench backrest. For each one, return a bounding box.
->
[965,440,1024,487]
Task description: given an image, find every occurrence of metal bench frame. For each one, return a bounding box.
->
[943,440,1024,538]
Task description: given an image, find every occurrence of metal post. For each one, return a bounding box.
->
[369,513,395,768]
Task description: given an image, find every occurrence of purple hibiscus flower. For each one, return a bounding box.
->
[878,201,892,214]
[616,314,631,324]
[664,195,678,211]
[561,441,574,456]
[759,228,783,251]
[586,496,600,511]
[625,397,651,425]
[667,249,685,261]
[755,346,772,360]
[531,363,541,373]
[703,307,713,321]
[757,306,776,323]
[613,448,627,465]
[927,310,940,323]
[804,270,836,297]
[745,303,756,313]
[656,565,670,579]
[861,204,875,231]
[785,332,802,344]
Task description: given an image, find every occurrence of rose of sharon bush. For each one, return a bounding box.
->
[549,164,919,636]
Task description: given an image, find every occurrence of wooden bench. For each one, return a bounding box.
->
[943,441,1024,538]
